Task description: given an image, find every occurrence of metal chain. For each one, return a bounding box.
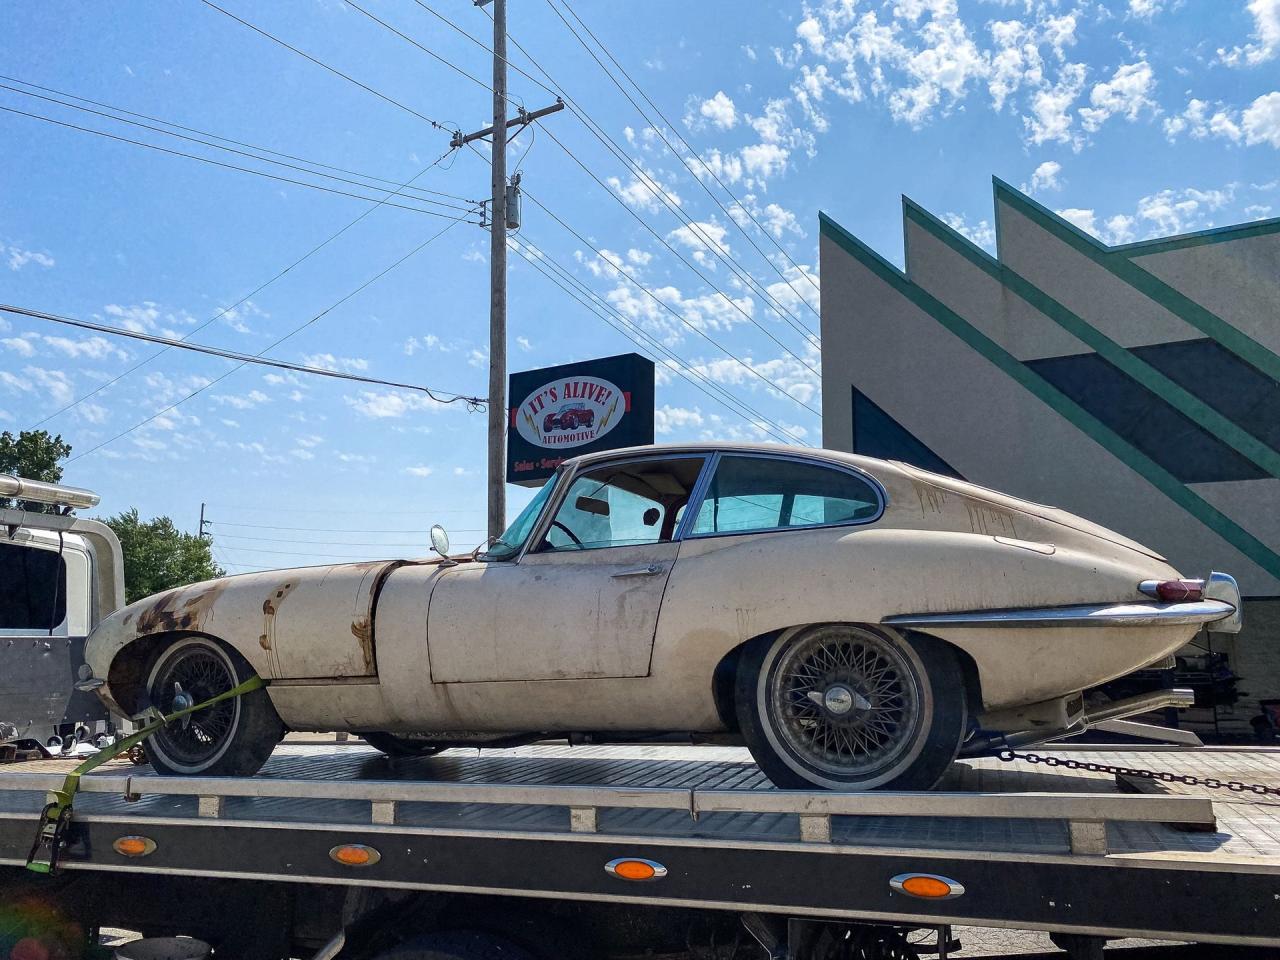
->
[997,748,1280,797]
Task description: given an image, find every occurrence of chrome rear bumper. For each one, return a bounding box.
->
[885,570,1243,632]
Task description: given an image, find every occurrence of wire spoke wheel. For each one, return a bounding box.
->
[147,641,241,769]
[767,625,923,781]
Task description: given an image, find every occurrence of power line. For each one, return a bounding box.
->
[0,74,477,203]
[409,1,820,357]
[515,190,821,417]
[213,531,472,547]
[0,104,477,219]
[31,149,464,429]
[208,520,485,534]
[523,124,820,379]
[1,303,486,405]
[0,80,478,213]
[510,233,809,445]
[498,0,819,341]
[66,217,471,462]
[340,0,507,105]
[554,0,822,303]
[198,0,452,131]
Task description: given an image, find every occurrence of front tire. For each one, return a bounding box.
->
[736,624,966,791]
[143,635,283,777]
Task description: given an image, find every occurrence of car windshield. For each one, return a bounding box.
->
[479,473,559,561]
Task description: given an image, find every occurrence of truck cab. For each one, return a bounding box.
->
[0,474,125,760]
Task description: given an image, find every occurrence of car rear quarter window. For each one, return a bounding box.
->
[691,456,882,536]
[0,540,67,631]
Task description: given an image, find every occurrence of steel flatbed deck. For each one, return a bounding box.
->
[2,742,1279,949]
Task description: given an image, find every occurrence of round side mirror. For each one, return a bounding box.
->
[429,524,451,558]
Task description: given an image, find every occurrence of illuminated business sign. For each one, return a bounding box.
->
[507,353,655,485]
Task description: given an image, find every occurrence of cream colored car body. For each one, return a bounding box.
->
[84,443,1233,740]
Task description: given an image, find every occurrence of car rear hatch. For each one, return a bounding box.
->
[891,461,1168,563]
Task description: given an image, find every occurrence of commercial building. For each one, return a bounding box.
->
[819,177,1280,735]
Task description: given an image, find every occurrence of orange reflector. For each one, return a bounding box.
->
[112,836,156,858]
[328,844,381,867]
[605,857,667,881]
[890,873,964,900]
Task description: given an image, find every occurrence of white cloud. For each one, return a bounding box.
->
[1056,208,1098,235]
[1219,0,1280,67]
[303,353,369,372]
[75,401,109,424]
[688,91,738,130]
[0,366,75,405]
[41,335,128,362]
[516,336,533,352]
[404,465,434,477]
[1128,0,1166,18]
[1243,91,1280,147]
[654,404,705,434]
[668,220,731,268]
[1024,62,1087,148]
[345,390,449,419]
[941,212,996,252]
[5,245,54,271]
[606,168,682,213]
[1078,61,1157,133]
[213,389,270,409]
[1,337,36,357]
[1028,160,1063,193]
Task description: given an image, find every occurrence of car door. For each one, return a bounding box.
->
[427,454,707,683]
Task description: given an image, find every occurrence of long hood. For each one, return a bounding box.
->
[86,560,414,704]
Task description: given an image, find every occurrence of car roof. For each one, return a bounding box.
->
[562,442,893,476]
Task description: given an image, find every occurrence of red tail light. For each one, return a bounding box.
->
[1140,579,1204,602]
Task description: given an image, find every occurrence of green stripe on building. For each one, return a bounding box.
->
[902,198,1280,480]
[992,179,1280,385]
[819,210,1280,581]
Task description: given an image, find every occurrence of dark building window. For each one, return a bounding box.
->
[0,542,67,631]
[851,387,964,479]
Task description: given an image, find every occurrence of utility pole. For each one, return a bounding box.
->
[453,0,563,541]
[198,502,209,539]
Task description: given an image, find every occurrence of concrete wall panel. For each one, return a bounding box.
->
[996,201,1201,348]
[1132,233,1280,358]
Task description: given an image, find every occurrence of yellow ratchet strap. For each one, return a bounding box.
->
[26,675,265,874]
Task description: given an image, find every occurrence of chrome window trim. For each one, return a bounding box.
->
[521,452,714,560]
[882,598,1238,629]
[677,451,888,542]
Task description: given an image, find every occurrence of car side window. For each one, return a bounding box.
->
[0,539,67,632]
[691,456,881,536]
[537,457,706,552]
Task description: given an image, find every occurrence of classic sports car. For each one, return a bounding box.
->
[82,443,1242,791]
[543,402,594,433]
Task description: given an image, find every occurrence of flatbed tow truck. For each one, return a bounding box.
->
[1,478,1278,960]
[2,738,1278,960]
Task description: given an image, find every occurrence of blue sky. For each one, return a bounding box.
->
[2,0,1277,571]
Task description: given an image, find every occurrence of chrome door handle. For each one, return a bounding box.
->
[611,564,665,579]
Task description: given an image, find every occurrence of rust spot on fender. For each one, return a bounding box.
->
[351,617,374,672]
[135,579,228,636]
[260,581,298,677]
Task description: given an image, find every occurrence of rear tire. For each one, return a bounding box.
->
[143,635,283,777]
[735,624,966,791]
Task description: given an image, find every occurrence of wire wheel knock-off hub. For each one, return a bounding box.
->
[771,626,921,778]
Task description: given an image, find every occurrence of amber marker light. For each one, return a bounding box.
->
[604,857,667,881]
[329,844,381,867]
[112,836,156,858]
[889,873,965,900]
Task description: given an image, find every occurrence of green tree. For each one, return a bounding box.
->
[0,429,73,511]
[103,509,225,604]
